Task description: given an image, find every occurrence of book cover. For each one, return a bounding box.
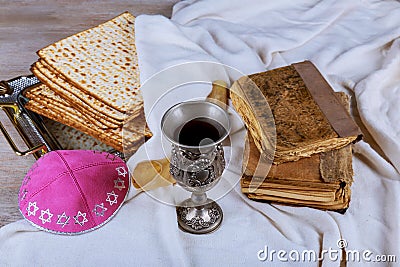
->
[231,61,362,164]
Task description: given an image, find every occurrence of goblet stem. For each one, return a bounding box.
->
[191,192,207,206]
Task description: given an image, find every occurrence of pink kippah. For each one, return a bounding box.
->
[18,150,130,235]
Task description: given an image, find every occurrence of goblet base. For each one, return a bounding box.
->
[176,198,223,234]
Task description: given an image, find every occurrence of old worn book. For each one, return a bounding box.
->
[241,134,353,211]
[241,92,356,211]
[230,61,362,164]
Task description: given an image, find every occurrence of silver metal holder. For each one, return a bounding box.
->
[0,75,125,160]
[172,143,225,234]
[0,76,62,158]
[161,100,230,234]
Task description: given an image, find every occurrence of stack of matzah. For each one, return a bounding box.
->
[25,12,151,152]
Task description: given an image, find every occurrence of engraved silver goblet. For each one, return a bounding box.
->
[161,101,230,234]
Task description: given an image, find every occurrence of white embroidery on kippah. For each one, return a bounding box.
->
[30,161,40,172]
[20,189,28,200]
[73,211,88,226]
[22,176,31,186]
[116,166,127,177]
[57,212,70,228]
[93,203,108,217]
[106,191,118,206]
[114,177,126,191]
[39,208,53,224]
[106,154,118,161]
[26,201,39,216]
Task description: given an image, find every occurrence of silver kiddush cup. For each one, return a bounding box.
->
[161,100,231,234]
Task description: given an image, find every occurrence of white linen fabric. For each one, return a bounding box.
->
[1,0,400,266]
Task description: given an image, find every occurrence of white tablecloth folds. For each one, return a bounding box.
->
[1,0,400,266]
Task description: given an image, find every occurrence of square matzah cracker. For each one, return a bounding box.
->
[31,64,122,128]
[33,60,128,122]
[25,86,148,152]
[37,12,142,114]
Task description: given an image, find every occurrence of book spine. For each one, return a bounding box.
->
[293,61,362,140]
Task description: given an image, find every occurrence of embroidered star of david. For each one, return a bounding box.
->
[73,211,88,226]
[26,201,39,216]
[106,191,118,206]
[114,177,126,191]
[20,189,28,200]
[39,208,53,224]
[116,166,127,177]
[93,203,108,217]
[30,161,40,172]
[23,176,31,186]
[106,153,118,161]
[57,212,70,228]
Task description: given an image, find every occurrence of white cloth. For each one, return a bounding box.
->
[1,0,400,266]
